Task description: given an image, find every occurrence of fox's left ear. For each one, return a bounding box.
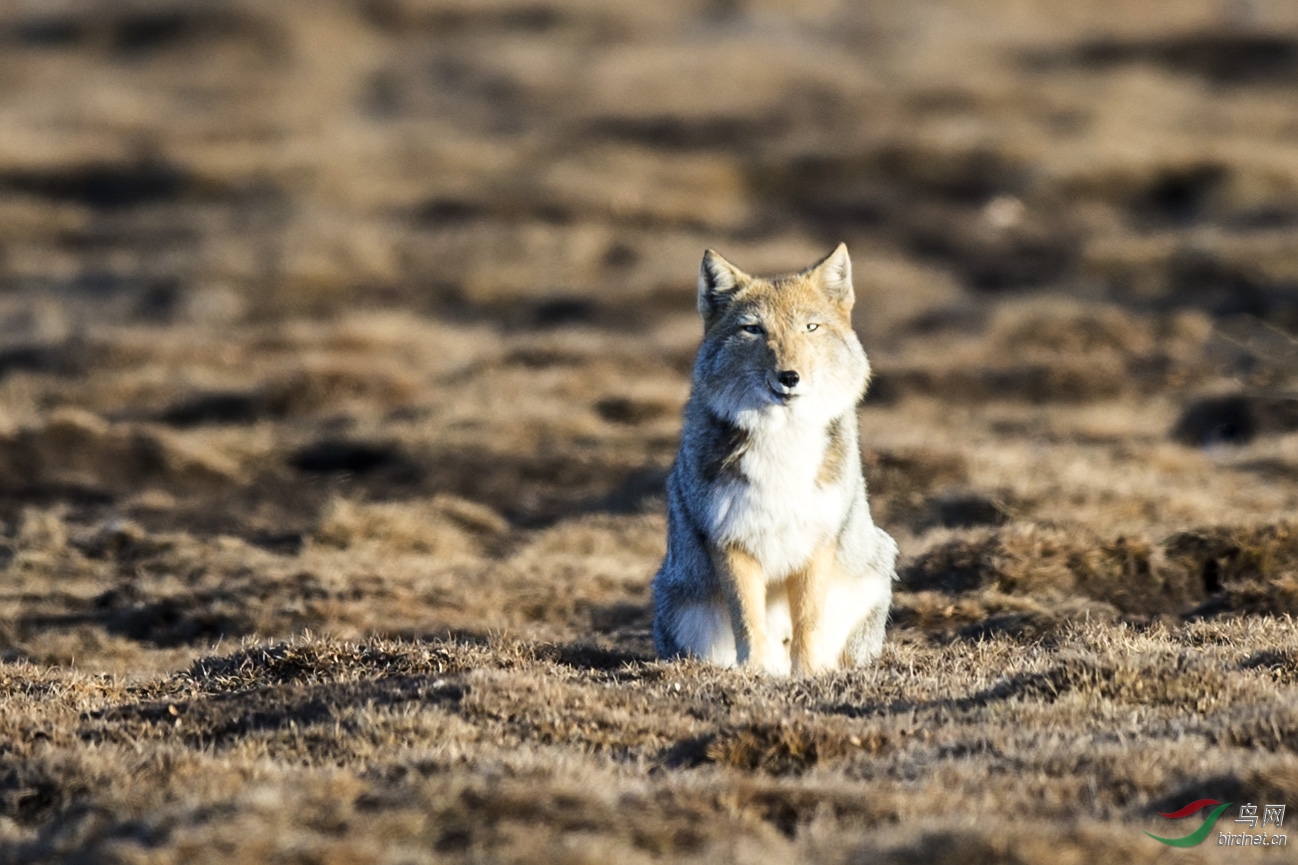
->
[810,243,854,311]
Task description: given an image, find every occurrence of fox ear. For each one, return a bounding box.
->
[810,243,854,310]
[697,249,748,324]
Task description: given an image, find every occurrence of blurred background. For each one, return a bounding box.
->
[7,0,1298,336]
[1,0,1298,661]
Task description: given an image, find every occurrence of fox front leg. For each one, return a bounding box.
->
[712,545,774,671]
[787,542,835,676]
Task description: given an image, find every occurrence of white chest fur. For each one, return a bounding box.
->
[704,410,847,580]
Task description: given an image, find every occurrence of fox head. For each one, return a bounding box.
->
[693,244,871,421]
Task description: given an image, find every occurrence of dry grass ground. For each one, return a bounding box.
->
[2,0,1298,862]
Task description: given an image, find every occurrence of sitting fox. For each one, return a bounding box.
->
[652,244,897,675]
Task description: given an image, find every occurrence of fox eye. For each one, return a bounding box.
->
[741,324,764,335]
[806,323,820,332]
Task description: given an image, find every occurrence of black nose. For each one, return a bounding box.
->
[777,370,800,388]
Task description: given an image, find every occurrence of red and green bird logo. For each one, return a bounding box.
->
[1146,799,1233,847]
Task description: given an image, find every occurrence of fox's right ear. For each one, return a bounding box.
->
[698,249,748,326]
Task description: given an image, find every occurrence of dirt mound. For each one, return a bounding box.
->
[663,720,894,775]
[901,522,1298,621]
[0,410,237,501]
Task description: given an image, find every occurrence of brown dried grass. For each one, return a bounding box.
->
[2,0,1298,862]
